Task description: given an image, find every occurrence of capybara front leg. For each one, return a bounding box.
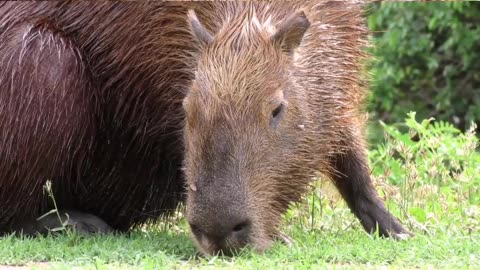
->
[330,145,411,239]
[15,210,113,236]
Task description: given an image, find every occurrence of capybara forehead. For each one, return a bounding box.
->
[186,54,288,112]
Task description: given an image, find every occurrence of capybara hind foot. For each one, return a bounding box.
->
[16,210,113,236]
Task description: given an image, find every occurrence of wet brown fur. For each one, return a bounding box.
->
[0,1,195,232]
[0,1,409,255]
[184,1,410,254]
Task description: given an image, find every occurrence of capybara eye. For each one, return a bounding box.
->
[272,104,283,118]
[270,103,285,128]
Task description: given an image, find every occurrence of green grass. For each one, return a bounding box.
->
[1,226,479,269]
[1,114,479,269]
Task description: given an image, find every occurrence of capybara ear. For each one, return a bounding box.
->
[187,9,213,47]
[271,10,310,54]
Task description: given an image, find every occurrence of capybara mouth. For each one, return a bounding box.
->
[190,223,277,256]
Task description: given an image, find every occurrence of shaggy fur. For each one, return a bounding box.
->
[0,1,193,232]
[0,1,409,256]
[183,2,411,255]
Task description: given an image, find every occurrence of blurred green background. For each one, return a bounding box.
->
[366,1,480,141]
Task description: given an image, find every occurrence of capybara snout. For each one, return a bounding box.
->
[187,194,252,255]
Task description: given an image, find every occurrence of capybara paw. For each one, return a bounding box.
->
[64,211,113,235]
[390,231,414,240]
[358,203,413,239]
[378,216,413,239]
[275,231,295,247]
[12,210,112,236]
[386,223,414,240]
[71,220,113,235]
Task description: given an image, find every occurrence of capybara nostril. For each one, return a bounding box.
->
[228,219,251,243]
[189,218,251,239]
[232,220,251,234]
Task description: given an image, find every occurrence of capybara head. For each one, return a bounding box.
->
[183,9,312,255]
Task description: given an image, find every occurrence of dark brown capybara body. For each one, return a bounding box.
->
[0,1,410,255]
[0,1,192,233]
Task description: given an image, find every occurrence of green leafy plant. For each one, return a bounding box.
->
[287,112,479,240]
[369,112,479,235]
[366,2,480,130]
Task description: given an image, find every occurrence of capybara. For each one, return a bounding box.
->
[0,1,410,255]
